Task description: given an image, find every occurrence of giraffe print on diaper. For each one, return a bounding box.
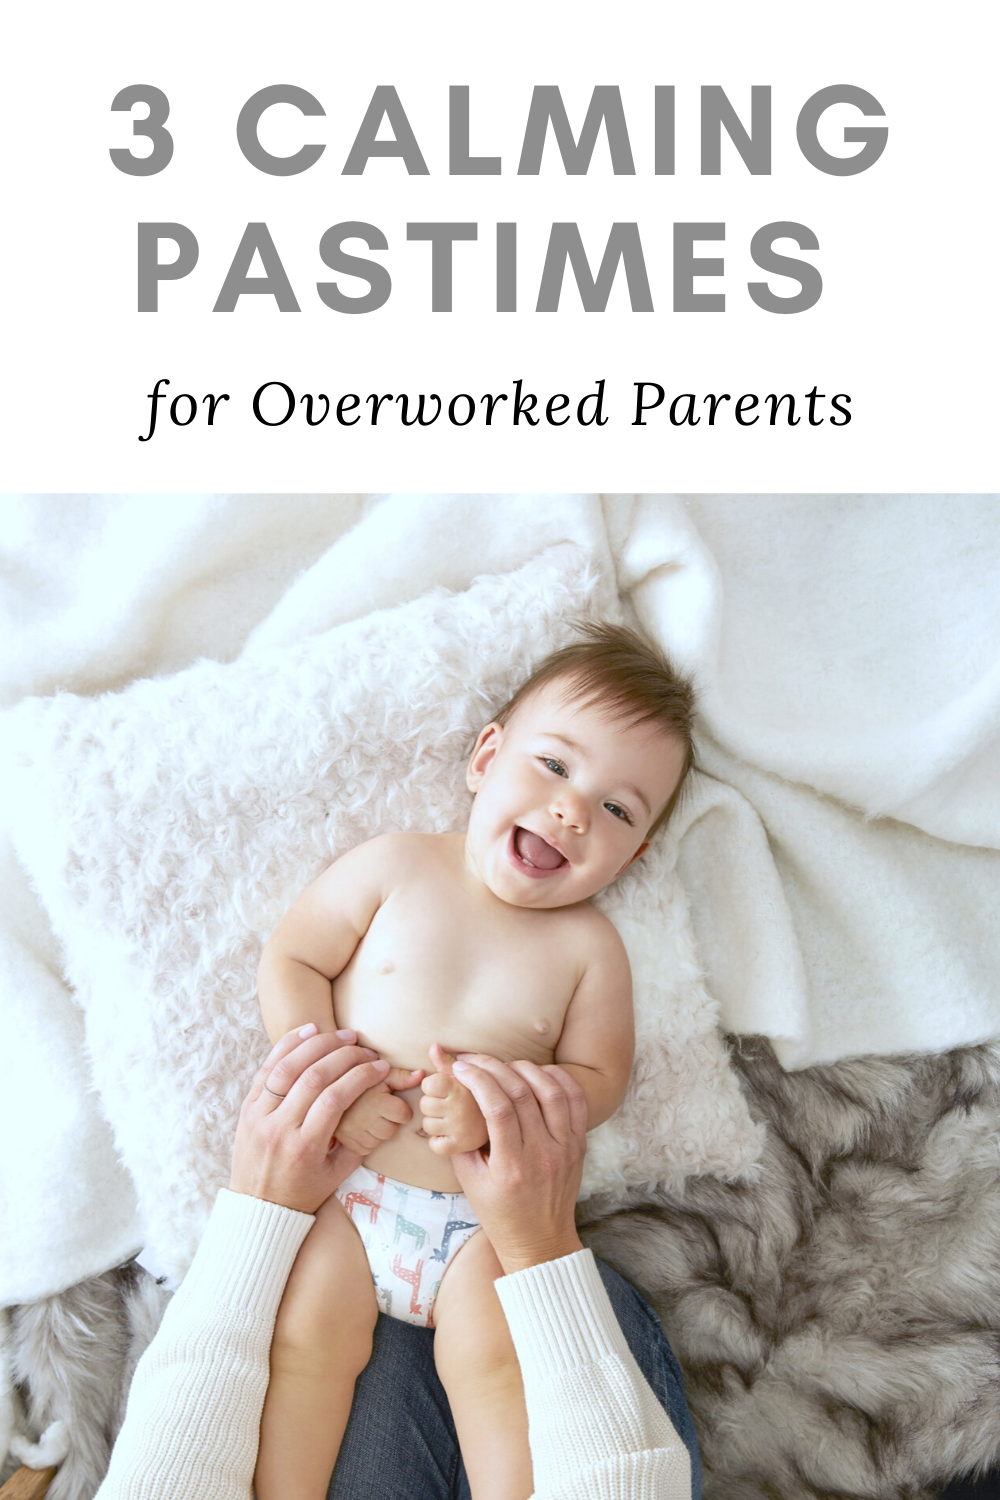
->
[335,1165,480,1328]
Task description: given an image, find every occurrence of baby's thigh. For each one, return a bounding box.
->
[432,1232,518,1382]
[273,1194,378,1362]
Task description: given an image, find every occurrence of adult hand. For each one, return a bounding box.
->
[229,1023,391,1214]
[449,1055,588,1274]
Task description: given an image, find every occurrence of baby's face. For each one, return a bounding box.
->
[464,681,688,909]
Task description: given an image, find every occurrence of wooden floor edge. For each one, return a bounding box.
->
[0,1465,58,1500]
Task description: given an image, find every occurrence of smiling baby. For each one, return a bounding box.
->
[253,622,695,1500]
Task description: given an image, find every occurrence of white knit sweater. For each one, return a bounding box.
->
[97,1190,692,1500]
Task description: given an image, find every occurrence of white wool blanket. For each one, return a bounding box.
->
[1,493,998,1307]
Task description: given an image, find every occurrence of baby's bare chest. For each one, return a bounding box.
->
[333,885,583,1068]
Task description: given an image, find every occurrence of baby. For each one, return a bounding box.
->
[253,623,695,1500]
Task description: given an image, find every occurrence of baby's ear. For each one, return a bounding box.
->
[466,722,503,791]
[617,840,650,877]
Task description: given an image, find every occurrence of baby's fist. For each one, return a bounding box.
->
[336,1067,423,1157]
[420,1044,489,1155]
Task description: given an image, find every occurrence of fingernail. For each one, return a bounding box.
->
[372,1059,389,1072]
[456,1053,475,1061]
[298,1023,318,1038]
[363,1047,379,1058]
[335,1028,356,1041]
[453,1061,470,1073]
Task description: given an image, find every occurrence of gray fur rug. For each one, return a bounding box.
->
[584,1038,1000,1499]
[6,1038,1000,1500]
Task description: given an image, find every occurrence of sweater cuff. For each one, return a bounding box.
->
[180,1188,314,1320]
[494,1248,633,1378]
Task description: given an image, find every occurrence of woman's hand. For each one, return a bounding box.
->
[448,1054,588,1274]
[228,1024,392,1214]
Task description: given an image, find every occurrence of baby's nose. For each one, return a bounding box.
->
[552,791,587,832]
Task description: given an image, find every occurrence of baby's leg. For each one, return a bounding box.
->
[255,1194,378,1500]
[432,1231,532,1500]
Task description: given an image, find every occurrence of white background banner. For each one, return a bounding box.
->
[2,0,997,491]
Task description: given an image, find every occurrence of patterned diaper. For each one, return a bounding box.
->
[335,1164,480,1328]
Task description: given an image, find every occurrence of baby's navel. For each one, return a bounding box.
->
[533,1019,551,1036]
[377,960,395,975]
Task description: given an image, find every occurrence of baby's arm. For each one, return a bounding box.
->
[553,918,635,1129]
[257,837,421,1152]
[258,835,395,1042]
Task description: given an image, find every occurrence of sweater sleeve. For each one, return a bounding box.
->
[494,1249,693,1500]
[96,1189,314,1500]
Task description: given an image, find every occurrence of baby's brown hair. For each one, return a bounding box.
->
[493,621,696,835]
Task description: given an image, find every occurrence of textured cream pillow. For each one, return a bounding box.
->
[6,545,760,1283]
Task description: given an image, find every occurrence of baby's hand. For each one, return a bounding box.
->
[420,1044,490,1155]
[336,1066,424,1157]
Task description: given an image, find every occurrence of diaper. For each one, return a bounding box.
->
[335,1164,480,1328]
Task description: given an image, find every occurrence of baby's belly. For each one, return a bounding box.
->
[333,965,566,1190]
[337,988,559,1072]
[337,1008,558,1191]
[362,1089,465,1193]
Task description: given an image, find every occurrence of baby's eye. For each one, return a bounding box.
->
[605,802,633,824]
[542,757,568,777]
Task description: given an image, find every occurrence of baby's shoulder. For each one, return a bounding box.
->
[358,830,426,854]
[559,900,628,967]
[346,830,450,880]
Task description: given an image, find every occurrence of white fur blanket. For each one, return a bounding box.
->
[2,493,998,1306]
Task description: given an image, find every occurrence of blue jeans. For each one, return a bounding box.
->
[328,1258,702,1499]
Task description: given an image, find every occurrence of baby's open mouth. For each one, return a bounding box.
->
[512,826,567,871]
